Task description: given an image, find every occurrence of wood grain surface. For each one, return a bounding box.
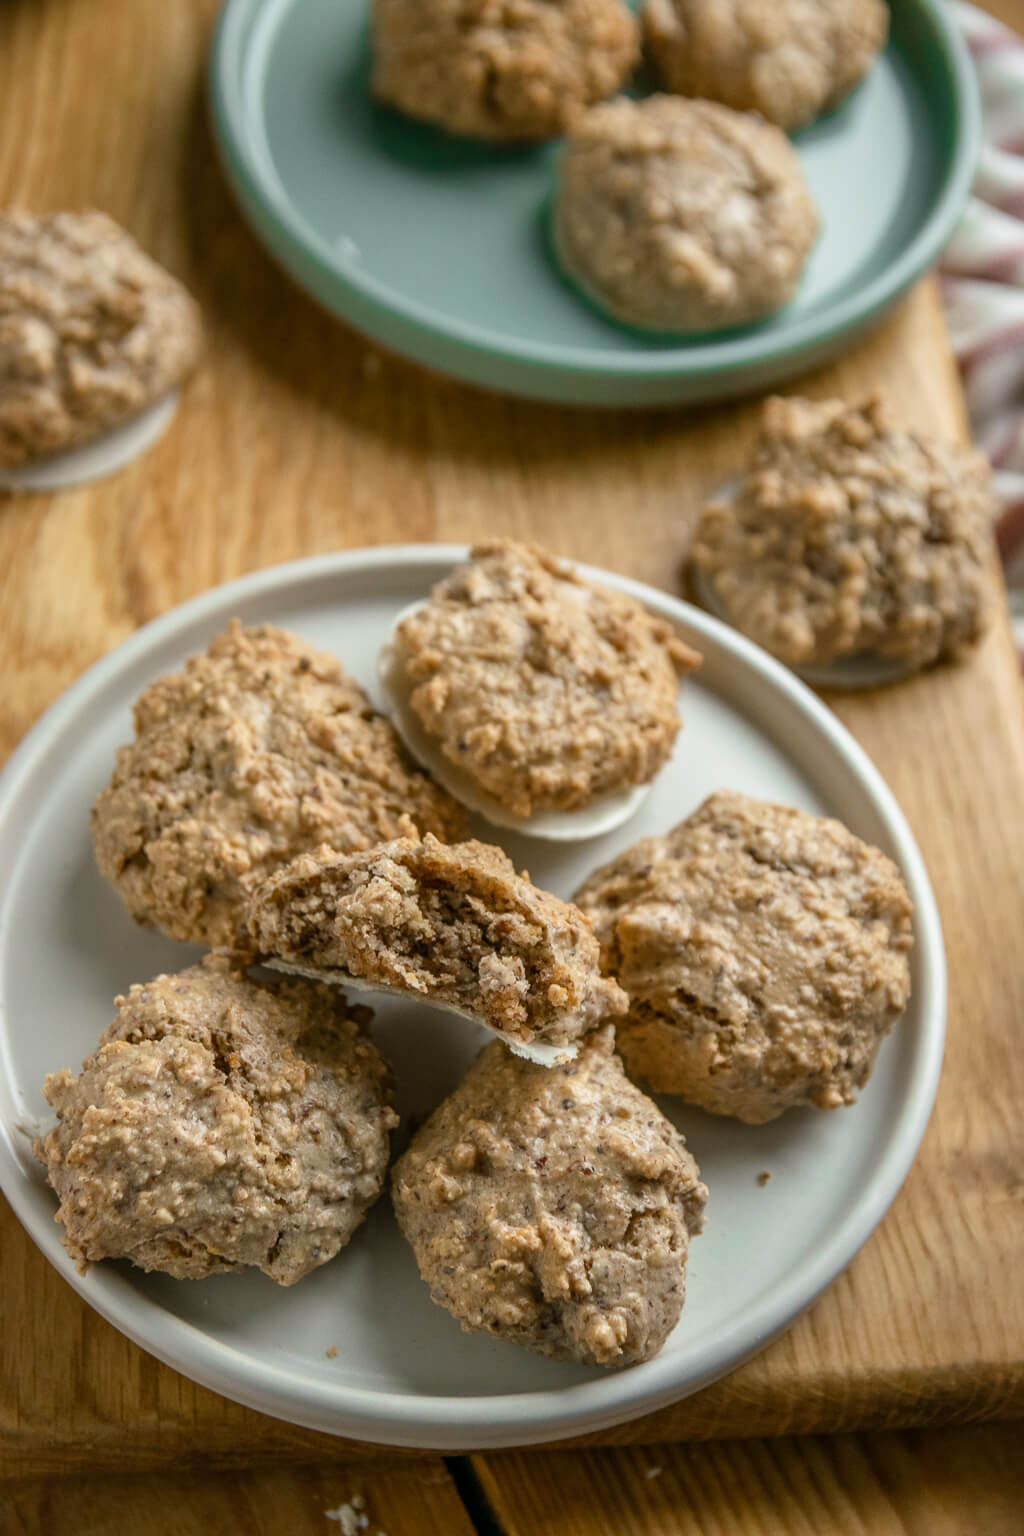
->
[1,0,1023,1487]
[3,1427,1022,1535]
[0,1460,479,1536]
[476,1426,1024,1536]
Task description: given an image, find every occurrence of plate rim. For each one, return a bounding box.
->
[207,0,980,398]
[0,545,947,1449]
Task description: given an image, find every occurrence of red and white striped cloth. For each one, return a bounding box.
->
[941,0,1024,656]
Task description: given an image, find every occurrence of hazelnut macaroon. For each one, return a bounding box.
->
[91,622,468,949]
[643,0,889,132]
[575,790,914,1123]
[0,209,201,472]
[691,395,993,674]
[371,0,639,143]
[392,1025,707,1367]
[552,95,819,334]
[379,541,700,835]
[35,955,398,1283]
[246,835,628,1066]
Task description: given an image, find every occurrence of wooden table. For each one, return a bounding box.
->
[2,0,1023,1528]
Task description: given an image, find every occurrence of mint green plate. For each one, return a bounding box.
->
[209,0,979,406]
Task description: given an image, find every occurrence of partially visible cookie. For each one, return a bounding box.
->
[371,0,639,142]
[91,623,468,949]
[387,540,700,819]
[552,95,818,334]
[392,1025,707,1366]
[575,790,914,1123]
[0,209,201,469]
[691,395,993,671]
[245,834,628,1061]
[643,0,888,131]
[35,954,398,1283]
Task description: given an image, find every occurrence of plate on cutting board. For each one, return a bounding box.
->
[208,0,979,406]
[0,547,945,1450]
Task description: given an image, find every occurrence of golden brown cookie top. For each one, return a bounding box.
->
[372,0,639,142]
[392,1025,706,1366]
[552,95,819,333]
[246,833,628,1054]
[644,0,888,131]
[575,789,914,1122]
[35,954,397,1283]
[393,541,700,816]
[91,622,468,948]
[692,395,993,669]
[0,208,201,467]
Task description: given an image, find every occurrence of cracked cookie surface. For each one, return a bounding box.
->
[574,790,913,1122]
[371,0,639,142]
[691,395,993,670]
[552,95,818,333]
[643,0,888,131]
[246,835,627,1054]
[392,1025,707,1366]
[91,622,468,948]
[0,209,201,467]
[35,954,398,1283]
[392,541,700,817]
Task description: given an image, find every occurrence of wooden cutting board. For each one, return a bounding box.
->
[1,0,1023,1482]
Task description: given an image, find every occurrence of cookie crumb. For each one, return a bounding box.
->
[758,1171,771,1186]
[325,1501,369,1534]
[326,1344,338,1358]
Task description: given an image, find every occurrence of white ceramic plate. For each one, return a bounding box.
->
[0,547,945,1450]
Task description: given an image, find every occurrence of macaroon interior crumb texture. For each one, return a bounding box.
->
[246,835,627,1050]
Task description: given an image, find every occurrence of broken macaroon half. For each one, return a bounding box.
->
[244,834,628,1067]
